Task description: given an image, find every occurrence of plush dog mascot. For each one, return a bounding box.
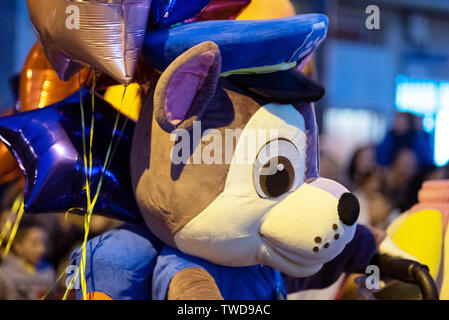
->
[131,37,375,299]
[71,14,418,300]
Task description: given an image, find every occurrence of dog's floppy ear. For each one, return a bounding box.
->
[154,41,222,132]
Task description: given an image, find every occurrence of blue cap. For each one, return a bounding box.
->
[143,14,329,74]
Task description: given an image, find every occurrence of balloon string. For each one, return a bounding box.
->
[88,71,96,180]
[2,197,24,258]
[77,71,95,300]
[91,85,129,206]
[0,195,22,250]
[78,74,92,210]
[64,207,84,223]
[78,85,129,299]
[40,245,83,300]
[75,77,129,300]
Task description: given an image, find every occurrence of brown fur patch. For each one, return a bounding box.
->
[168,267,223,300]
[132,80,263,247]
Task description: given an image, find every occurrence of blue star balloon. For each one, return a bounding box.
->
[149,0,211,28]
[0,91,142,224]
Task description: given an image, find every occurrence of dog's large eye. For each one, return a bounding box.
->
[254,140,304,198]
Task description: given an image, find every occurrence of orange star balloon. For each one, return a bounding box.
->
[19,42,90,112]
[0,108,21,184]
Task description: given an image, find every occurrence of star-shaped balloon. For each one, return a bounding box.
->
[0,91,142,223]
[26,0,151,85]
[149,0,211,28]
[185,0,251,22]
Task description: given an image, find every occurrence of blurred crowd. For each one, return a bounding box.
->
[322,112,448,229]
[0,111,446,300]
[0,179,121,300]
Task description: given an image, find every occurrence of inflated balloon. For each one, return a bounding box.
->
[0,91,141,223]
[19,42,90,112]
[237,0,296,20]
[0,109,21,184]
[149,0,210,27]
[185,0,250,22]
[26,0,151,85]
[104,83,142,122]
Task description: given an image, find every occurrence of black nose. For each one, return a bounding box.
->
[338,193,360,226]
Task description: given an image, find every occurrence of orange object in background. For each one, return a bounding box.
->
[0,109,21,184]
[85,292,113,300]
[1,41,91,184]
[236,0,296,20]
[19,42,90,112]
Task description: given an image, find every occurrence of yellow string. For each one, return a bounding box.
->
[0,215,14,250]
[78,86,128,299]
[79,74,92,210]
[63,266,80,300]
[88,71,96,181]
[74,73,129,300]
[64,207,83,223]
[0,195,22,249]
[2,199,24,258]
[40,245,83,300]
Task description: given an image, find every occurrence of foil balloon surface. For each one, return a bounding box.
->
[185,0,250,22]
[149,0,210,27]
[26,0,151,85]
[19,42,90,112]
[0,91,141,223]
[0,108,21,184]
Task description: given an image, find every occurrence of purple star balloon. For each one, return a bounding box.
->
[0,91,142,223]
[26,0,151,85]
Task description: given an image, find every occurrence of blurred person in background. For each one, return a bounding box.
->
[384,148,422,214]
[0,218,55,300]
[346,146,392,228]
[376,112,434,169]
[347,145,377,190]
[35,213,121,270]
[425,164,449,181]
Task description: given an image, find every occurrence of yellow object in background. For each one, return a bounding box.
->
[441,226,449,299]
[104,83,142,122]
[237,0,296,20]
[388,210,443,279]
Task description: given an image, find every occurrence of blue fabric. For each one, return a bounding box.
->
[152,246,287,300]
[143,14,328,73]
[71,224,163,300]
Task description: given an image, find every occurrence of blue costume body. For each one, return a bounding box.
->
[152,245,287,300]
[72,225,376,300]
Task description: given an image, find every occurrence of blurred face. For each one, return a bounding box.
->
[393,149,418,180]
[13,227,47,266]
[355,147,375,175]
[369,193,392,227]
[393,114,411,135]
